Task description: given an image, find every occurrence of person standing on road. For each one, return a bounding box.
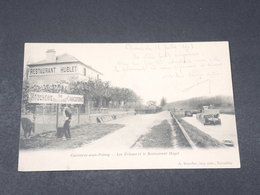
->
[63,106,72,140]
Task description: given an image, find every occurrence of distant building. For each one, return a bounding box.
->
[146,101,157,107]
[26,49,102,85]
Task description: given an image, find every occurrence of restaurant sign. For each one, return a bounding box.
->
[29,65,78,76]
[28,92,84,104]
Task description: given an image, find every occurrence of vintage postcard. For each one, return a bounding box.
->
[18,42,240,171]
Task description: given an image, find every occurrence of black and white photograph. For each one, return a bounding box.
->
[18,42,240,171]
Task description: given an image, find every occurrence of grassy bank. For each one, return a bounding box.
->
[171,118,192,148]
[134,120,172,148]
[20,123,124,150]
[178,118,223,148]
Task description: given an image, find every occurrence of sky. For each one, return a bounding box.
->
[24,42,234,104]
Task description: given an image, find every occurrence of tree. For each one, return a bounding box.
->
[24,79,142,110]
[160,97,167,107]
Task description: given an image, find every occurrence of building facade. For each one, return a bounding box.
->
[27,49,102,85]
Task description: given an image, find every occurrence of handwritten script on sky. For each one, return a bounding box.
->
[25,42,233,103]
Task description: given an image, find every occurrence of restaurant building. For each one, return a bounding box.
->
[26,49,102,85]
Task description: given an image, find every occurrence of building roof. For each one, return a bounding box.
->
[28,53,103,75]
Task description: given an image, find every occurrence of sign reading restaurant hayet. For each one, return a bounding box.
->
[29,92,84,104]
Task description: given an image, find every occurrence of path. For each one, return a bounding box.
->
[76,111,171,151]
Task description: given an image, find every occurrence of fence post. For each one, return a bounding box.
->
[77,105,80,125]
[32,104,36,133]
[56,104,59,130]
[87,100,90,119]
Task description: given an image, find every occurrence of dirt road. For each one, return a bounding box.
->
[77,111,171,151]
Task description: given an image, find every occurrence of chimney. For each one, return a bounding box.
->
[46,49,56,62]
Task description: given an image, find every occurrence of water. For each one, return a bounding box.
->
[183,114,238,146]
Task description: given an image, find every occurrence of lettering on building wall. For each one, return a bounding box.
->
[30,67,56,75]
[29,65,78,76]
[60,66,77,73]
